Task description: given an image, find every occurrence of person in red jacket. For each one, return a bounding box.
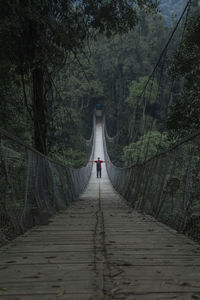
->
[90,157,108,178]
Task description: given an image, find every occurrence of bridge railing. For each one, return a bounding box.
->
[0,117,95,246]
[103,119,200,243]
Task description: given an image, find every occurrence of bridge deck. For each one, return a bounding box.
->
[0,120,200,300]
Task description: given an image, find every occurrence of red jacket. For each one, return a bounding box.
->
[94,160,104,170]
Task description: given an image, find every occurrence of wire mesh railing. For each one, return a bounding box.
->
[102,1,200,242]
[104,119,200,243]
[0,117,95,246]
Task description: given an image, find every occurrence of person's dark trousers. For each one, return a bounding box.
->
[97,169,101,178]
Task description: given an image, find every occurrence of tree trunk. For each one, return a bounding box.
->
[32,68,47,155]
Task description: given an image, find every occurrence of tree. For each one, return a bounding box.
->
[0,0,158,154]
[122,131,170,165]
[167,10,200,139]
[125,76,158,110]
[91,10,168,140]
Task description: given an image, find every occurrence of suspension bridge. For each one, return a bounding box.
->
[1,1,200,299]
[0,116,200,300]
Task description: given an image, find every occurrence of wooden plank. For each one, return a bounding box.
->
[0,253,94,265]
[0,281,95,295]
[111,293,200,300]
[0,295,95,300]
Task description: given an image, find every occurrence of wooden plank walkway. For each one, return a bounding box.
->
[0,120,200,300]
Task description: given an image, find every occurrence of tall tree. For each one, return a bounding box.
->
[167,8,200,139]
[0,0,157,154]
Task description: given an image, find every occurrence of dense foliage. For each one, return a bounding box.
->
[87,11,171,165]
[1,0,200,248]
[122,131,170,165]
[1,0,199,167]
[167,8,200,139]
[0,0,157,165]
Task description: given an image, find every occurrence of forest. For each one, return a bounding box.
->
[1,0,199,170]
[0,0,200,244]
[1,2,200,295]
